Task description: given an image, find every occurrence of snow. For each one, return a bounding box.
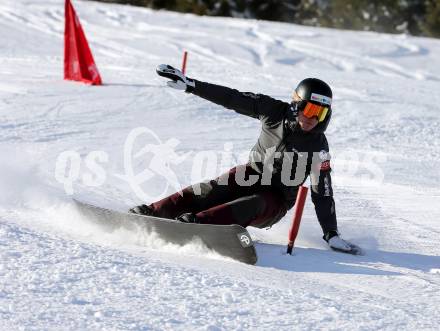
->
[1,0,440,329]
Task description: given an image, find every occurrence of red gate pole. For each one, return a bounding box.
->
[181,51,188,75]
[287,185,308,255]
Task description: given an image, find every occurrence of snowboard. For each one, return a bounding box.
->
[73,199,258,265]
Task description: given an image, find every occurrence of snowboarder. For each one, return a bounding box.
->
[130,64,356,253]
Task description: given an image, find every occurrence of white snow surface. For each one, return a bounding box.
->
[1,0,440,330]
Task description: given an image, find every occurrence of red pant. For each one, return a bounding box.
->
[149,164,288,228]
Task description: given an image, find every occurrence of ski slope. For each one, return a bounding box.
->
[1,0,440,329]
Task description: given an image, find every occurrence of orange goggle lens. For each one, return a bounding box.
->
[303,102,329,122]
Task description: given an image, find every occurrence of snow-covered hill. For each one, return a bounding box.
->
[1,0,440,329]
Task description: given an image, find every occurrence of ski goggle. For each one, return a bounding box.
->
[295,100,329,123]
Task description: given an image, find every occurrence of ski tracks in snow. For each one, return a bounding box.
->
[2,217,440,331]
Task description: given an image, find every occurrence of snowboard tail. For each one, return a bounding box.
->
[73,199,258,264]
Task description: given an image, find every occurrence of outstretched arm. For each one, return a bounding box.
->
[156,64,287,120]
[191,80,269,119]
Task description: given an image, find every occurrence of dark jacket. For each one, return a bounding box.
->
[191,80,337,233]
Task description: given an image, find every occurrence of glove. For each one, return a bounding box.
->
[156,64,195,93]
[290,101,301,117]
[327,235,352,251]
[285,101,300,130]
[324,230,352,252]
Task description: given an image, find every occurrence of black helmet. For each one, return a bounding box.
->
[295,78,332,104]
[295,78,333,133]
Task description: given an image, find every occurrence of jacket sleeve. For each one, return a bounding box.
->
[309,147,338,234]
[191,80,287,120]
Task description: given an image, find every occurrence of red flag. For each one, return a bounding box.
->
[64,0,102,85]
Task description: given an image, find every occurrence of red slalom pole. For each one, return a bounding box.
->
[287,185,308,255]
[181,51,188,75]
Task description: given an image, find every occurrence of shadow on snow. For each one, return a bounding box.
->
[255,242,440,276]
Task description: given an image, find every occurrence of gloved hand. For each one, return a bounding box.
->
[290,101,301,118]
[327,235,352,251]
[156,64,195,93]
[285,101,300,130]
[324,230,352,252]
